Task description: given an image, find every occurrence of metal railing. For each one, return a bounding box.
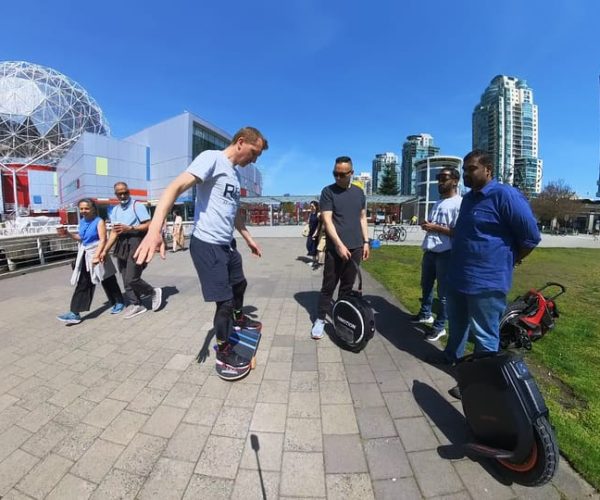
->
[0,221,195,276]
[0,231,79,273]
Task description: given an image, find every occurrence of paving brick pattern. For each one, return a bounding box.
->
[0,236,597,499]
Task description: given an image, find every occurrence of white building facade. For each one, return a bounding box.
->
[414,155,462,221]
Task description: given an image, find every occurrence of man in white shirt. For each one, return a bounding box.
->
[412,167,462,341]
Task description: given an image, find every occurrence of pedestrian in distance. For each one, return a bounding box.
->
[412,167,462,341]
[133,127,268,372]
[311,156,370,339]
[56,198,125,324]
[100,182,162,319]
[306,200,320,269]
[432,150,541,398]
[171,210,185,252]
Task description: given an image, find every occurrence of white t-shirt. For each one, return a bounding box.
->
[186,150,241,245]
[422,194,462,253]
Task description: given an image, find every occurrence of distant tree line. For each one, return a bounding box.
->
[528,179,580,229]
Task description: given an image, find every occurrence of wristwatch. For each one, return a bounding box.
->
[363,240,369,244]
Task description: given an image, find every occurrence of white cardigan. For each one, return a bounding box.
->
[70,241,117,286]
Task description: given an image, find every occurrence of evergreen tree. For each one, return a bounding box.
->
[378,164,399,195]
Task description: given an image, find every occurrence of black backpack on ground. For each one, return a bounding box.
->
[331,260,375,352]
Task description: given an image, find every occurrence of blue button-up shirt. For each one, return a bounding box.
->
[448,180,541,294]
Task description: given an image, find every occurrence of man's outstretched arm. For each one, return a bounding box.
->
[135,172,198,264]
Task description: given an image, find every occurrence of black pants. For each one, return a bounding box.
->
[116,254,154,305]
[317,247,363,320]
[70,260,124,314]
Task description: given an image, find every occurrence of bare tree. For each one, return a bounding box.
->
[530,180,580,228]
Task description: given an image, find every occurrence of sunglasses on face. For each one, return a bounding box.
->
[436,174,454,182]
[333,170,353,178]
[115,191,130,197]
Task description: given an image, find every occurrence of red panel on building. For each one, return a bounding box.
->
[1,170,30,207]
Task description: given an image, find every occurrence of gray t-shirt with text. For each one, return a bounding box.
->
[186,150,241,245]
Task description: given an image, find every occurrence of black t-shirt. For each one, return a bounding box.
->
[319,183,366,250]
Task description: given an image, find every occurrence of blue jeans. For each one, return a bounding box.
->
[443,289,506,362]
[418,250,450,331]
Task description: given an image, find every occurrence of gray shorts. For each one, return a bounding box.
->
[190,236,245,302]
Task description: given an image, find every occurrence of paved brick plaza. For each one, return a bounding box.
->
[0,237,597,499]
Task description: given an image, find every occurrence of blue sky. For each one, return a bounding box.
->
[3,0,599,197]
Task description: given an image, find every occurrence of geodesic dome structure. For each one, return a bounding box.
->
[0,61,110,166]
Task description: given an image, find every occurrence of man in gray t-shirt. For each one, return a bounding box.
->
[134,127,268,371]
[312,156,370,339]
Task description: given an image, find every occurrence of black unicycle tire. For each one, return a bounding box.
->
[496,415,559,486]
[398,227,407,242]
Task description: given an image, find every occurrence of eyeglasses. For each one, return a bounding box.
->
[115,191,130,197]
[435,174,453,182]
[333,170,353,178]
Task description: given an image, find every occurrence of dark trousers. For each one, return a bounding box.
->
[116,244,154,305]
[317,247,363,320]
[70,261,124,314]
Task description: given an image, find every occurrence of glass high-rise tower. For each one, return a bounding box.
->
[473,75,542,194]
[401,134,440,195]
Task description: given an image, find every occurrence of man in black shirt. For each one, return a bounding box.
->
[312,156,370,339]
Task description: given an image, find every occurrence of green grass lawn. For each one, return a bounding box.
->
[363,246,600,490]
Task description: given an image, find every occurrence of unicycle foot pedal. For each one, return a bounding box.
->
[465,442,516,459]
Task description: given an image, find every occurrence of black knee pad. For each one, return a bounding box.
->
[214,299,234,342]
[232,279,247,312]
[232,279,247,298]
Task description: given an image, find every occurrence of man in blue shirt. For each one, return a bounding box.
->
[435,150,541,376]
[101,182,162,319]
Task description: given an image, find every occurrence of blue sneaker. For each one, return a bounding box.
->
[111,303,125,314]
[57,312,82,324]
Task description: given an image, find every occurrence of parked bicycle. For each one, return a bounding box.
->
[377,224,407,242]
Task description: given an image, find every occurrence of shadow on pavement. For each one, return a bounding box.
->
[365,294,454,373]
[412,380,513,484]
[196,328,216,364]
[412,380,467,457]
[294,290,320,322]
[80,302,112,322]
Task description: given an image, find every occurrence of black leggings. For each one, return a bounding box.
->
[214,279,248,342]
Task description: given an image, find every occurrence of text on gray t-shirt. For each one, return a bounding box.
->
[186,150,241,245]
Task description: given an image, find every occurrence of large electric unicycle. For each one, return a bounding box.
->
[456,352,559,486]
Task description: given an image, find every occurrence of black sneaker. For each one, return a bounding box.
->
[233,314,262,331]
[216,343,250,369]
